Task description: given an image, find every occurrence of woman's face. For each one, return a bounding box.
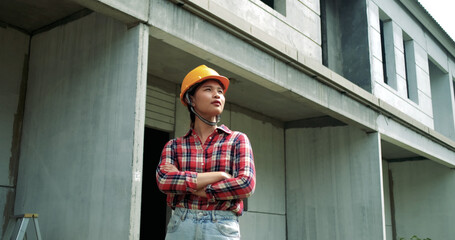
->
[191,80,225,118]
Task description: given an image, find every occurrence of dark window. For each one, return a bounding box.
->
[261,0,274,9]
[380,19,388,84]
[403,38,409,98]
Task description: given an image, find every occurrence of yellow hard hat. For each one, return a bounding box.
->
[180,65,230,106]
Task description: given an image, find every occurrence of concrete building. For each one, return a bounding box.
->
[1,0,454,239]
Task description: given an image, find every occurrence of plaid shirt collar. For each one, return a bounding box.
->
[183,124,232,138]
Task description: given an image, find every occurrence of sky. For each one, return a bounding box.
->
[417,0,455,41]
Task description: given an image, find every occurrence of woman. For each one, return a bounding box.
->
[156,65,256,239]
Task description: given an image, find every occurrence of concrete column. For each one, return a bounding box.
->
[15,12,148,240]
[0,26,29,238]
[286,126,384,240]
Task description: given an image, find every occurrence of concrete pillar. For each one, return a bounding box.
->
[15,13,148,240]
[0,26,29,238]
[286,126,384,240]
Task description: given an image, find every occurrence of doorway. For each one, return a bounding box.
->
[140,127,170,240]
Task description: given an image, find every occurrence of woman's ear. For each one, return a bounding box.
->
[189,95,195,106]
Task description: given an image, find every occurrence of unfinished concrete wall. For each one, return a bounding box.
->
[369,0,434,126]
[188,0,322,62]
[388,160,455,240]
[0,26,29,238]
[321,0,372,91]
[145,75,177,132]
[15,12,148,240]
[286,126,384,240]
[369,0,455,137]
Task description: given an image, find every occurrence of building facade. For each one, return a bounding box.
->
[1,0,455,239]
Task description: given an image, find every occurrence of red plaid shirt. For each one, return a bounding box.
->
[156,125,255,215]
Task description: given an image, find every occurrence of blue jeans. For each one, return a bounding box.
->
[165,208,240,240]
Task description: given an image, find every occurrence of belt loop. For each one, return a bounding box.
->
[211,210,217,223]
[181,208,188,221]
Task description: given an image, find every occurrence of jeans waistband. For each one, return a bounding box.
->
[173,208,238,222]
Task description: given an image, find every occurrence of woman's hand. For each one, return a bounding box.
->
[161,163,179,172]
[194,172,232,198]
[194,189,207,198]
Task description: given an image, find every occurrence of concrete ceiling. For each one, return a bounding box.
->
[381,140,420,160]
[0,0,84,33]
[147,36,323,123]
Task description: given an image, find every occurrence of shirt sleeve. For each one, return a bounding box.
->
[156,139,198,194]
[205,133,256,201]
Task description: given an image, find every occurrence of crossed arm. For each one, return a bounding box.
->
[160,163,232,197]
[157,134,255,201]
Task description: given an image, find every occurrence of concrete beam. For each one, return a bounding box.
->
[378,115,455,167]
[72,0,149,25]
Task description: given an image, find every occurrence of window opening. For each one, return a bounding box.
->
[403,41,409,98]
[380,19,388,84]
[429,59,455,139]
[259,0,286,15]
[402,31,418,103]
[260,0,274,9]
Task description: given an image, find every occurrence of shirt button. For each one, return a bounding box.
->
[209,137,212,139]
